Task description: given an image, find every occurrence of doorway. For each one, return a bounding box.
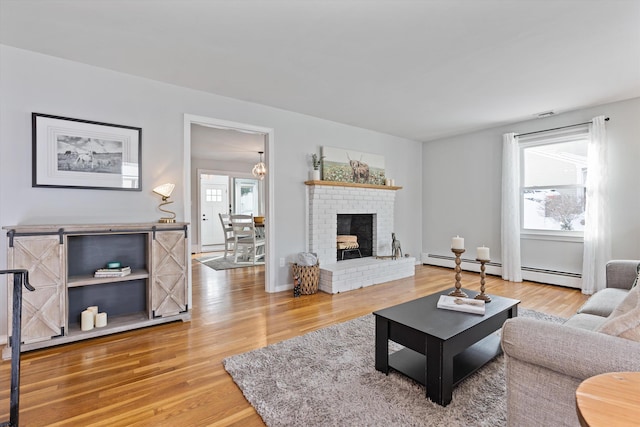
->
[198,173,266,250]
[183,114,275,293]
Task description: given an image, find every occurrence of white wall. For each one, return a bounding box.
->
[422,97,640,277]
[0,45,424,333]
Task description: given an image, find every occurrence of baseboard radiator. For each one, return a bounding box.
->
[424,253,582,289]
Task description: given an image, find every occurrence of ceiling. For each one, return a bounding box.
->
[1,0,639,143]
[191,124,264,164]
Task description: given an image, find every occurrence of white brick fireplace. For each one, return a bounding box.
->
[306,181,415,293]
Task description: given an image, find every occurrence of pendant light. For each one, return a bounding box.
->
[252,151,266,180]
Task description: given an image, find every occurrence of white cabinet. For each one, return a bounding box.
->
[3,223,190,354]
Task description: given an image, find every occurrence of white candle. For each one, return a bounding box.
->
[95,312,107,328]
[81,310,94,331]
[477,246,490,260]
[451,235,464,250]
[87,306,98,317]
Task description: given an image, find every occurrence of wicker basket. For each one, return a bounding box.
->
[292,262,320,295]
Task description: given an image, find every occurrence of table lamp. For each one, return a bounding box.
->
[153,183,176,223]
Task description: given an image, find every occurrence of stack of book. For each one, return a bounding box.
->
[94,266,131,278]
[437,295,485,315]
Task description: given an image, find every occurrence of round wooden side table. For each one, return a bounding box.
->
[575,371,640,427]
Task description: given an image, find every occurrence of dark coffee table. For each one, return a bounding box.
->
[374,288,519,406]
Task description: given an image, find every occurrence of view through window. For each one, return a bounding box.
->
[520,127,589,234]
[234,178,261,216]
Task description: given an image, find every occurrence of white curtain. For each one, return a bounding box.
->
[501,133,522,282]
[581,116,611,294]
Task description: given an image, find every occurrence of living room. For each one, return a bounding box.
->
[1,1,639,425]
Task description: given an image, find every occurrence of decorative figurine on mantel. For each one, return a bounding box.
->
[392,233,402,259]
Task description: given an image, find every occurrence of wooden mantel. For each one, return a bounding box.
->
[304,180,402,190]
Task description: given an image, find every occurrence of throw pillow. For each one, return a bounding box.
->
[596,285,640,342]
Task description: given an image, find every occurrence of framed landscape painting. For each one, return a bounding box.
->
[32,113,142,190]
[321,146,385,185]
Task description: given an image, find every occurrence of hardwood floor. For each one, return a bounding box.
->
[0,261,588,426]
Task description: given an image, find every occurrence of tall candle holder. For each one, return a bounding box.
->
[448,248,468,298]
[474,258,492,302]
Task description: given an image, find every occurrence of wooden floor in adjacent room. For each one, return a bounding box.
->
[0,261,589,426]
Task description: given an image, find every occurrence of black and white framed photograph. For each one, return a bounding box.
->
[32,113,142,190]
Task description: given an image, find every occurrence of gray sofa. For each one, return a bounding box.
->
[501,260,640,427]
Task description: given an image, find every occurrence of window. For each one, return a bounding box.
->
[205,188,222,202]
[520,126,589,236]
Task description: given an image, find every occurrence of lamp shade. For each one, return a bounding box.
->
[252,151,266,180]
[153,183,175,199]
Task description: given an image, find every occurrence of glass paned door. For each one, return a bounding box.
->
[233,178,260,215]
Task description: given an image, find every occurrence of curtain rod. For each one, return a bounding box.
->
[516,117,610,138]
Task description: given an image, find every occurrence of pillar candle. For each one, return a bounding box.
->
[451,235,464,250]
[81,310,94,331]
[95,312,107,328]
[477,246,490,260]
[87,306,98,317]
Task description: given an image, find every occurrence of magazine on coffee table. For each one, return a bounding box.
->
[437,295,485,315]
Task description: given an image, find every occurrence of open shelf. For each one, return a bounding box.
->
[67,269,149,288]
[67,312,149,336]
[388,333,502,386]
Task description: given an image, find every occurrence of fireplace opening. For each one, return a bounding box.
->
[337,214,373,261]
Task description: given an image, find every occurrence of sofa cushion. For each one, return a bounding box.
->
[564,313,607,331]
[596,285,640,342]
[577,288,629,317]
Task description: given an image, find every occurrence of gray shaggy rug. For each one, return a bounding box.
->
[223,308,564,427]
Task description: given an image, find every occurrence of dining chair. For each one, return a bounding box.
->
[230,214,265,264]
[218,213,236,258]
[254,216,265,239]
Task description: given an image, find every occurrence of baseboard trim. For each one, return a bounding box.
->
[274,283,291,294]
[425,254,502,276]
[424,254,582,289]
